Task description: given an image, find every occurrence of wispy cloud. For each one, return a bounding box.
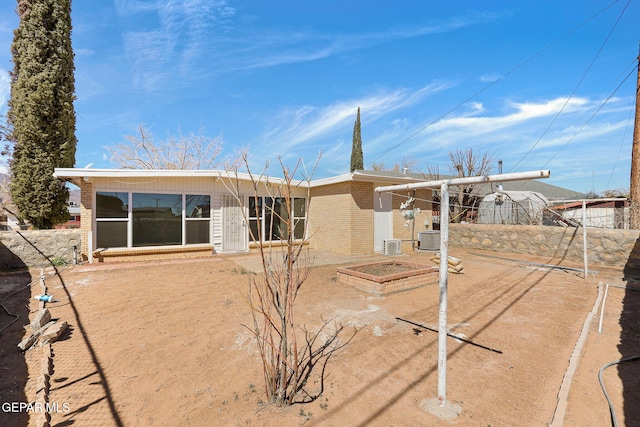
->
[209,11,504,75]
[364,94,633,176]
[241,83,447,174]
[116,0,236,91]
[259,83,445,153]
[113,2,500,92]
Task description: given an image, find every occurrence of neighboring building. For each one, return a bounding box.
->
[52,168,437,261]
[549,198,630,229]
[477,191,548,225]
[55,202,81,229]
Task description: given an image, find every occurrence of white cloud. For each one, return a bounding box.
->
[117,0,236,91]
[362,94,632,178]
[114,4,500,91]
[260,83,444,154]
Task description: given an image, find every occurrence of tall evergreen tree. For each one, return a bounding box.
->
[7,0,77,228]
[350,107,363,172]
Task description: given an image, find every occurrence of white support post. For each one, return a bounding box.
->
[438,182,450,406]
[582,200,588,279]
[88,231,93,264]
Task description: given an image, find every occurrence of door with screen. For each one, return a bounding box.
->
[222,195,247,252]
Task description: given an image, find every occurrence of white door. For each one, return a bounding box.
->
[222,195,247,252]
[374,192,393,252]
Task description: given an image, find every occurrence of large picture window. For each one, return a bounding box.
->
[132,193,182,247]
[94,192,211,249]
[248,196,306,242]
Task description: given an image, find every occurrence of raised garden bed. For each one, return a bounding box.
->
[336,260,438,295]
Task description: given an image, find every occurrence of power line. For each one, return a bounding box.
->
[367,0,623,166]
[540,63,636,169]
[509,0,631,172]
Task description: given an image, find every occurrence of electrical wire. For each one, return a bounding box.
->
[598,355,640,427]
[508,0,631,173]
[367,0,623,166]
[605,103,635,190]
[540,63,636,169]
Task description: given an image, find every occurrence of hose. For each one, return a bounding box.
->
[598,355,640,427]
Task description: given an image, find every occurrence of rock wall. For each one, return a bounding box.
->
[0,230,81,270]
[449,223,640,271]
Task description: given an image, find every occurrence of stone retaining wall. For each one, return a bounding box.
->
[0,230,81,269]
[449,223,640,271]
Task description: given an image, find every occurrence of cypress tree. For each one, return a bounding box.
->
[8,0,77,228]
[350,107,364,172]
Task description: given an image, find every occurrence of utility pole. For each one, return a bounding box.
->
[629,46,640,228]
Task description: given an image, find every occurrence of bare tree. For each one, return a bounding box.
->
[448,149,492,222]
[105,124,223,169]
[426,149,492,223]
[371,157,419,173]
[222,153,359,405]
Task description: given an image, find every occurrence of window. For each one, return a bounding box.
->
[293,198,306,239]
[248,197,306,242]
[96,192,128,248]
[186,194,211,244]
[248,196,263,242]
[132,193,182,247]
[265,197,288,240]
[94,192,211,249]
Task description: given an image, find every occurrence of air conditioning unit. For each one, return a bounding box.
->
[383,239,402,256]
[417,231,440,251]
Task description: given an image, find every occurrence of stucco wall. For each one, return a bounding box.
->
[0,229,81,269]
[449,223,640,270]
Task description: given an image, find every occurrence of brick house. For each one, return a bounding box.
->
[53,168,433,262]
[54,202,81,229]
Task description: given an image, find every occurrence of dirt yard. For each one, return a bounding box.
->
[2,248,639,426]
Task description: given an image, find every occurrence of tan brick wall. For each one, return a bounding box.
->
[79,181,93,260]
[349,182,374,255]
[309,183,433,256]
[308,181,377,255]
[308,181,354,255]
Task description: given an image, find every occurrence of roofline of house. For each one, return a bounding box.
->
[309,170,429,187]
[53,168,306,187]
[54,168,432,189]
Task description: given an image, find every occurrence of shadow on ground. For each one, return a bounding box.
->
[0,242,32,427]
[620,237,640,426]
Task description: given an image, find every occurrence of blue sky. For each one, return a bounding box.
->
[0,0,638,194]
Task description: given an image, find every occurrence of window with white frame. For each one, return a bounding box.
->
[248,196,306,242]
[186,194,211,244]
[94,192,211,248]
[95,192,128,248]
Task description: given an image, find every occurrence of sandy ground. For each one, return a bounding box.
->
[1,248,639,426]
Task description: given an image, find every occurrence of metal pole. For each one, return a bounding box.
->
[582,200,588,279]
[411,190,416,250]
[375,170,550,193]
[437,182,449,406]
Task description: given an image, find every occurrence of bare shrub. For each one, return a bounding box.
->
[222,153,359,405]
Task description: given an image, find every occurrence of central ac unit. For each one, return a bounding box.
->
[383,239,402,256]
